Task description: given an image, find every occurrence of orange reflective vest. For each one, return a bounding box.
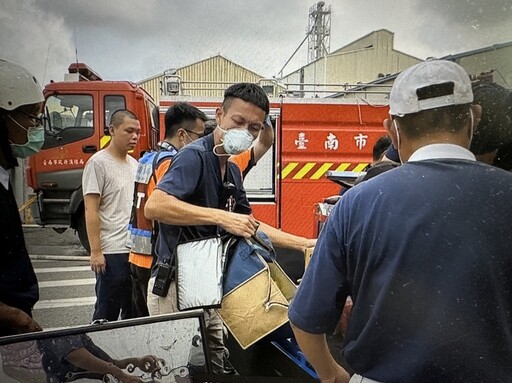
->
[128,144,177,268]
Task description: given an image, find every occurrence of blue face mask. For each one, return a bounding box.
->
[8,115,45,158]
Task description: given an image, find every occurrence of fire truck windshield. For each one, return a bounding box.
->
[42,94,95,149]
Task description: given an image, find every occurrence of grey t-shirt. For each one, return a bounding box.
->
[82,150,138,254]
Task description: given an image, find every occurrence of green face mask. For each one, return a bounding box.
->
[8,115,45,158]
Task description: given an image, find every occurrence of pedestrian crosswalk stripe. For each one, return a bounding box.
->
[38,278,96,288]
[34,297,96,310]
[34,266,91,273]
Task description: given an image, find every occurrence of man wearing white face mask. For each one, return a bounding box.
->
[146,83,314,373]
[144,83,265,373]
[289,60,512,383]
[0,59,44,336]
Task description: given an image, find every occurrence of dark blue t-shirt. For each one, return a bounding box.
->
[0,182,39,335]
[289,159,512,383]
[154,134,251,265]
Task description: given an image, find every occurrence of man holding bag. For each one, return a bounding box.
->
[145,83,269,373]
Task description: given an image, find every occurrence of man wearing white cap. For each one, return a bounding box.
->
[288,60,512,383]
[0,59,44,336]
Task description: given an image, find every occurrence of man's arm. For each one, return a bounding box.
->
[258,221,316,252]
[145,189,258,238]
[288,201,350,382]
[65,348,143,383]
[291,324,350,383]
[114,355,163,373]
[252,119,274,163]
[84,193,105,274]
[0,302,42,334]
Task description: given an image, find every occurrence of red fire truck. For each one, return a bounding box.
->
[27,63,388,250]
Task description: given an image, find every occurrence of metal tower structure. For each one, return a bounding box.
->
[307,1,331,63]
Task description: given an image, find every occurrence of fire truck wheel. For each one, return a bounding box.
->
[76,212,91,253]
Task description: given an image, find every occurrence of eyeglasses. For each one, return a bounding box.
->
[18,110,45,126]
[183,129,205,138]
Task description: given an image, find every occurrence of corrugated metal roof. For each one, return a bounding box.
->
[441,41,512,61]
[137,54,264,84]
[329,39,512,98]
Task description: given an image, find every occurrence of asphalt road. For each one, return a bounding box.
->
[23,226,94,329]
[24,226,88,257]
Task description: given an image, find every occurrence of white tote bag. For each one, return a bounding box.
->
[176,236,236,311]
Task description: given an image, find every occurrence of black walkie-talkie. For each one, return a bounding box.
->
[152,263,173,297]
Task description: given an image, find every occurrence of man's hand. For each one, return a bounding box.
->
[0,304,42,334]
[304,238,317,250]
[320,363,350,383]
[132,355,163,372]
[90,250,106,274]
[116,355,163,373]
[13,311,42,334]
[218,211,259,238]
[291,325,350,383]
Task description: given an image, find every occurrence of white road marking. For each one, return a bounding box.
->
[38,278,96,288]
[30,263,96,311]
[34,297,96,310]
[34,266,92,273]
[29,255,89,261]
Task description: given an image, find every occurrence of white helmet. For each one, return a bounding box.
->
[0,59,44,111]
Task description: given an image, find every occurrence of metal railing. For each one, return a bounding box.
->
[160,75,392,98]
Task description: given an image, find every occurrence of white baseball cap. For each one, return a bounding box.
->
[389,59,473,116]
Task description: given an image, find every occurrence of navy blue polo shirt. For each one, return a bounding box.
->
[289,157,512,382]
[154,134,251,265]
[0,181,39,336]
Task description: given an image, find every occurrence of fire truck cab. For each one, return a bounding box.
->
[27,63,159,249]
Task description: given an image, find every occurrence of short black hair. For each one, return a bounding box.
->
[395,104,471,139]
[223,83,269,115]
[204,119,217,135]
[110,109,138,127]
[470,82,512,155]
[493,140,512,170]
[164,102,207,138]
[373,135,392,161]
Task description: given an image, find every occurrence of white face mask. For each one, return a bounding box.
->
[217,126,254,155]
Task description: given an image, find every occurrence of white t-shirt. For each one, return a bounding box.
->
[82,150,138,254]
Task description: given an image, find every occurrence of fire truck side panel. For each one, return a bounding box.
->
[250,204,277,227]
[278,101,388,237]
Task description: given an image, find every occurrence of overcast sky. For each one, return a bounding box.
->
[1,0,511,85]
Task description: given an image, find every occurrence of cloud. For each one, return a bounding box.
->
[415,0,512,26]
[2,0,511,84]
[322,0,512,76]
[0,0,75,84]
[37,0,159,32]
